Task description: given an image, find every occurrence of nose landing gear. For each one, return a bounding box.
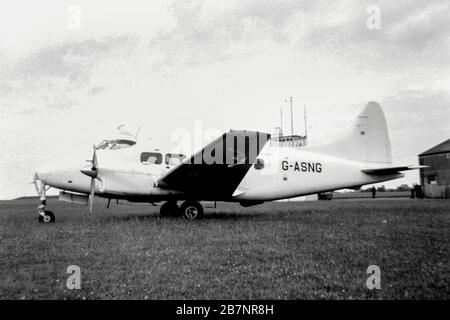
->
[38,204,55,223]
[34,175,55,223]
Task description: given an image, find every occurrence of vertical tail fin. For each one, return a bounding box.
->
[311,101,392,164]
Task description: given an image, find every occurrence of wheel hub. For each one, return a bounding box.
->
[185,206,198,219]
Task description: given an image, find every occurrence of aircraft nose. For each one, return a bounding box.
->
[35,154,94,193]
[35,158,80,186]
[35,164,52,184]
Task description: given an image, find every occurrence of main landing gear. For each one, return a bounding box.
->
[159,200,204,220]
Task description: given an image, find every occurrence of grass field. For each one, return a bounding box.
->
[0,198,448,300]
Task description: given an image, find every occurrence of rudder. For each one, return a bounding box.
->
[310,101,392,164]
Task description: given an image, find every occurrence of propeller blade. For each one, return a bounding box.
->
[32,172,40,195]
[81,145,100,213]
[92,145,98,170]
[81,146,98,178]
[89,178,95,213]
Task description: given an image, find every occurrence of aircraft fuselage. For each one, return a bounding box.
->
[36,144,402,202]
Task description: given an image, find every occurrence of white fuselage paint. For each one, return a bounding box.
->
[37,146,173,198]
[37,143,402,202]
[233,145,402,201]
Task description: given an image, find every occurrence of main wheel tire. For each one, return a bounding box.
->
[38,210,55,223]
[159,202,180,217]
[180,201,204,220]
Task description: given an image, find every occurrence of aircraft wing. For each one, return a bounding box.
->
[157,130,271,200]
[362,165,427,175]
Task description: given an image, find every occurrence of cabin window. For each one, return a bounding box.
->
[254,158,265,170]
[141,152,162,165]
[165,153,186,166]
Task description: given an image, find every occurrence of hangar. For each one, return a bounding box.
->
[418,139,450,199]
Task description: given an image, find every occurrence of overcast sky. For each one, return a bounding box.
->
[1,0,449,199]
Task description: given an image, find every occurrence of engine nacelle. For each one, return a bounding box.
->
[59,191,89,205]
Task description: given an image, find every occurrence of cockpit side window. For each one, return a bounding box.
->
[165,153,186,166]
[96,139,136,150]
[141,152,163,165]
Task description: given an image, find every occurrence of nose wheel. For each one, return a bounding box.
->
[38,208,55,223]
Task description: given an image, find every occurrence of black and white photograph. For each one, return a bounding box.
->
[0,0,449,309]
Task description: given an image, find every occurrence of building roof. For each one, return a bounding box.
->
[419,138,450,156]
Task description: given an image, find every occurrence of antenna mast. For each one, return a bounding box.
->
[289,96,294,137]
[135,127,141,140]
[280,107,283,136]
[304,104,308,145]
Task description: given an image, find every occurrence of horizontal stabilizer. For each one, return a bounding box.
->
[362,165,427,175]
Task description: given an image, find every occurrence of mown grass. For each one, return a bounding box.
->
[0,198,448,299]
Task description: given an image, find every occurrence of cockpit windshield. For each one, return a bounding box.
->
[96,139,136,150]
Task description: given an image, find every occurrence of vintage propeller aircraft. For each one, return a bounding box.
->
[33,101,423,223]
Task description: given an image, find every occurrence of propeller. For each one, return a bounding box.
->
[89,177,96,212]
[81,145,99,213]
[32,172,41,195]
